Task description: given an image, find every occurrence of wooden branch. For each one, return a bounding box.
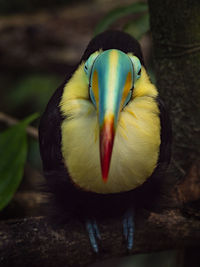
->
[168,160,200,209]
[0,112,38,139]
[0,210,200,267]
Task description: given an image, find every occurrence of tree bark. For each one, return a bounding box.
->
[148,0,200,179]
[148,1,200,265]
[1,165,200,266]
[0,208,200,267]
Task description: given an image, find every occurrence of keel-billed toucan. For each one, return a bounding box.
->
[39,30,171,252]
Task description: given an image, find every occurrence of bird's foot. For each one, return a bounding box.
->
[85,218,101,253]
[123,208,135,250]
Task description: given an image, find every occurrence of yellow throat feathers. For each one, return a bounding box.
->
[59,63,161,194]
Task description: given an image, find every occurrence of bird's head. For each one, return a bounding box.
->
[84,49,142,182]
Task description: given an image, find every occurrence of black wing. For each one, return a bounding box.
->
[39,81,74,221]
[39,83,64,172]
[39,67,84,221]
[39,65,76,172]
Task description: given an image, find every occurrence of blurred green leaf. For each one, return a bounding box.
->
[27,138,42,169]
[124,13,150,40]
[0,113,38,211]
[8,74,61,114]
[94,2,148,35]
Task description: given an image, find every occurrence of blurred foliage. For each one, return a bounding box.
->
[7,74,61,114]
[0,113,38,210]
[124,12,149,40]
[120,250,178,267]
[27,138,41,169]
[0,0,84,14]
[94,2,149,40]
[94,1,155,82]
[92,250,178,267]
[0,72,61,210]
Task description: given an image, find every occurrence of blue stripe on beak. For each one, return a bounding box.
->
[90,49,134,181]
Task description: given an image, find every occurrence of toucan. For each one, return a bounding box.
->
[39,30,171,252]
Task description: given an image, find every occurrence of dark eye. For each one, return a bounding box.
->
[84,52,99,77]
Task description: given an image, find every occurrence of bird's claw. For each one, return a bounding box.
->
[85,219,101,253]
[123,209,135,250]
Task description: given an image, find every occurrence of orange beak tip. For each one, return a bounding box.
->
[102,175,108,183]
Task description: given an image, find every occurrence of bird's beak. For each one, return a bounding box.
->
[90,50,133,182]
[100,111,115,182]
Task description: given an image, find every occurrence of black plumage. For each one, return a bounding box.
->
[39,30,171,226]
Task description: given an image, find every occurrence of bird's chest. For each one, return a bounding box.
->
[61,100,160,194]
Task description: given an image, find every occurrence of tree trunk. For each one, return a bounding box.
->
[148,0,200,179]
[148,1,200,266]
[1,209,200,267]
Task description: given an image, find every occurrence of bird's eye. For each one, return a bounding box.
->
[128,55,142,82]
[84,63,89,75]
[84,52,99,78]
